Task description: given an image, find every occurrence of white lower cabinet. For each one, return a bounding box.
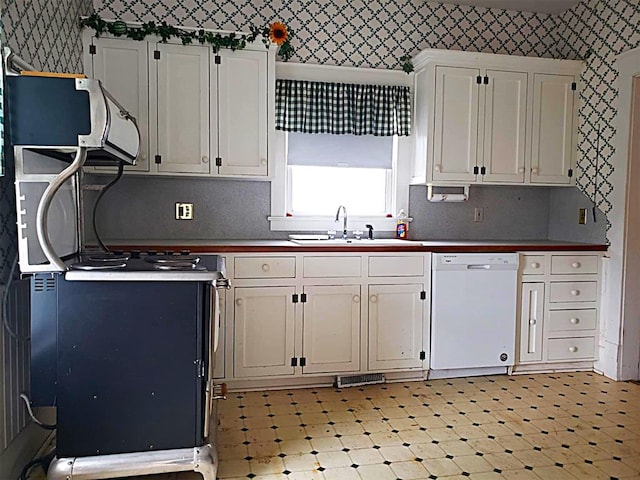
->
[225,253,430,385]
[233,286,296,378]
[516,252,602,368]
[301,285,361,374]
[368,284,426,371]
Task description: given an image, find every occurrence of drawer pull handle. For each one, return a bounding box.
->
[571,289,580,296]
[261,264,270,272]
[202,156,209,163]
[518,167,525,173]
[236,298,243,306]
[570,318,580,324]
[531,167,539,175]
[569,346,578,353]
[353,295,360,303]
[260,159,267,166]
[434,164,442,173]
[370,295,378,303]
[571,262,581,268]
[531,262,540,269]
[529,319,536,325]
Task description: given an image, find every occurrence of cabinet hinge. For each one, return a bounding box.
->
[476,75,482,84]
[480,166,486,175]
[215,157,222,167]
[300,293,307,303]
[473,166,479,175]
[215,55,221,65]
[292,293,299,303]
[420,291,426,300]
[419,351,426,361]
[571,82,577,91]
[155,154,162,164]
[484,76,489,85]
[195,359,205,377]
[89,44,96,55]
[299,357,306,367]
[568,168,573,178]
[153,50,161,60]
[291,357,298,367]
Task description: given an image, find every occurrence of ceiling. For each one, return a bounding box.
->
[428,0,582,14]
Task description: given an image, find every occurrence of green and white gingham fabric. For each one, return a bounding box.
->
[275,79,411,136]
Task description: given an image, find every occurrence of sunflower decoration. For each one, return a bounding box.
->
[268,21,295,61]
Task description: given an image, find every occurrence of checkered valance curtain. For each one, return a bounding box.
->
[275,79,411,136]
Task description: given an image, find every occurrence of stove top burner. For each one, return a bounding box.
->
[87,252,130,263]
[70,261,127,271]
[144,255,201,265]
[153,263,207,271]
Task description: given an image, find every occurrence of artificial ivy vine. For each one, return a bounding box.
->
[80,13,296,61]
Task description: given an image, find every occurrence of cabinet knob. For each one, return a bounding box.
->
[260,159,267,166]
[529,319,536,325]
[261,264,270,272]
[570,317,580,324]
[370,295,378,303]
[518,167,525,173]
[531,262,540,269]
[140,153,147,161]
[531,167,539,175]
[571,262,581,268]
[353,295,360,303]
[235,298,243,306]
[434,164,442,173]
[202,156,209,163]
[570,289,580,296]
[569,346,578,353]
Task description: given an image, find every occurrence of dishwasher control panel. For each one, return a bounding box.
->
[433,253,519,270]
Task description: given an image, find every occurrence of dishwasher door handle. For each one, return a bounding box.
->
[467,264,491,270]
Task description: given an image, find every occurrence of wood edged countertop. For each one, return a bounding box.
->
[107,239,608,254]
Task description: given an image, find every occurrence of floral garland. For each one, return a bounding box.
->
[80,14,295,61]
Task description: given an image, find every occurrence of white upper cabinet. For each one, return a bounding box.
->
[530,74,576,184]
[216,49,269,176]
[150,43,211,174]
[413,49,581,186]
[83,33,274,178]
[85,36,150,172]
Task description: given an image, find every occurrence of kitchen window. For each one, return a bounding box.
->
[269,65,413,232]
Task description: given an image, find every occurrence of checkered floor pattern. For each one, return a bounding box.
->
[27,372,640,479]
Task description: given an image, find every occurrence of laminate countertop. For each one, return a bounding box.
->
[107,239,608,254]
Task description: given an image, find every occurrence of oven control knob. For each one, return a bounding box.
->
[181,250,191,256]
[131,250,141,259]
[148,250,157,256]
[113,249,124,255]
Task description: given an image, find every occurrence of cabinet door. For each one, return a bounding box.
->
[530,74,575,184]
[519,282,544,363]
[233,287,296,378]
[368,284,424,371]
[150,43,211,174]
[88,37,150,172]
[217,49,268,176]
[302,285,361,374]
[432,66,480,183]
[482,70,527,183]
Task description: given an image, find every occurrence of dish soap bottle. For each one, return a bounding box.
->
[396,209,409,239]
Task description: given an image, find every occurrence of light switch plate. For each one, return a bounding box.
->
[175,203,194,220]
[474,207,484,223]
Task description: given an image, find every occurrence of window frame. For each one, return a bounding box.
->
[269,62,413,232]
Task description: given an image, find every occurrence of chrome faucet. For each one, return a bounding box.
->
[335,205,348,239]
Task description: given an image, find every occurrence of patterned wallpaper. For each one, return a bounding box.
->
[94,0,561,67]
[0,0,93,282]
[557,0,640,232]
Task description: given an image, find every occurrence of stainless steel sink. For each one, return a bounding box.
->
[289,238,420,246]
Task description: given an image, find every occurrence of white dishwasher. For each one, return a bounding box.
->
[431,253,519,373]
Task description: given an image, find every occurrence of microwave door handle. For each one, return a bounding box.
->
[37,147,87,272]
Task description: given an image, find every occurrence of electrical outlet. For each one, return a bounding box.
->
[474,207,484,223]
[175,203,194,220]
[578,208,587,224]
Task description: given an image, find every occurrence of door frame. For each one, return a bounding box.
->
[601,46,640,380]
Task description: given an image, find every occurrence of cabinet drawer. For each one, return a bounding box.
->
[520,255,546,275]
[234,256,296,279]
[549,281,598,303]
[551,255,599,275]
[548,309,597,332]
[547,337,596,361]
[303,256,362,278]
[368,256,424,277]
